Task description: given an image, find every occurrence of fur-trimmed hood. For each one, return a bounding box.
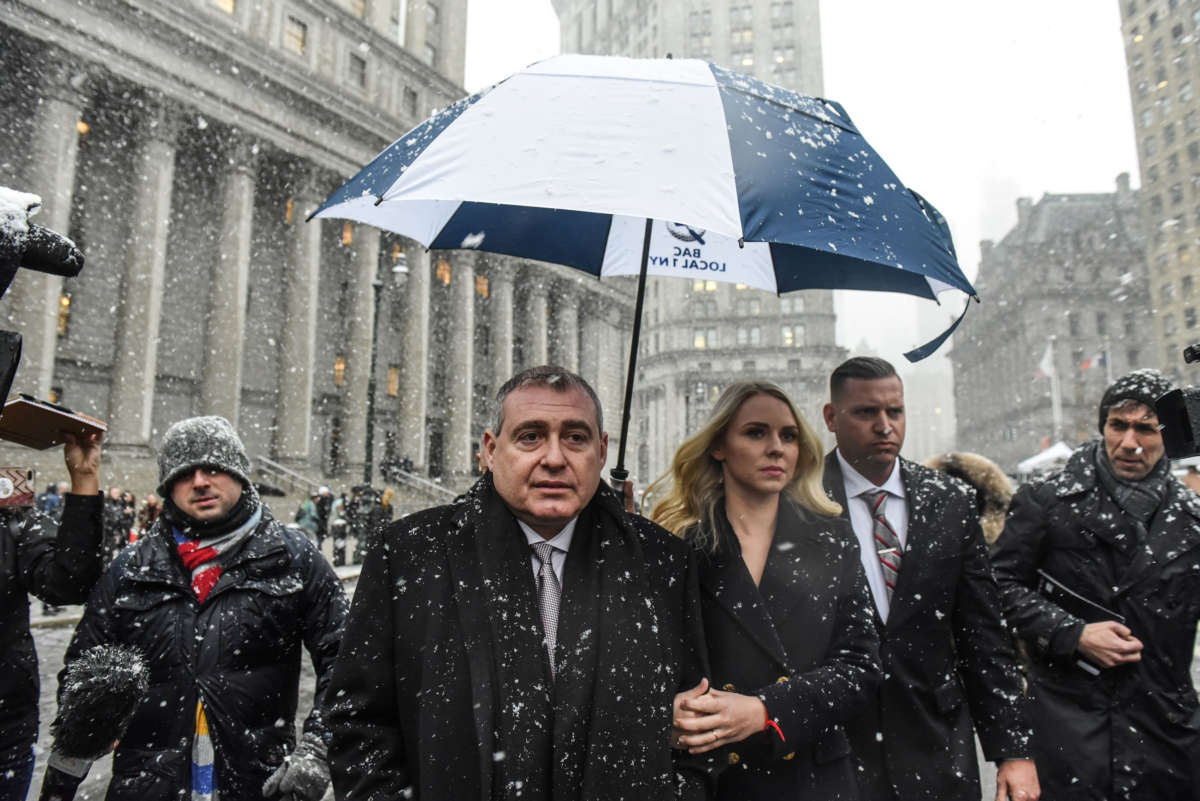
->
[922,452,1014,544]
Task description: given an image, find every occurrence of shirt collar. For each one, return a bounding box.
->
[518,516,578,552]
[836,448,906,500]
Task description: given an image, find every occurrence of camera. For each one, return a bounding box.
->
[1156,344,1200,459]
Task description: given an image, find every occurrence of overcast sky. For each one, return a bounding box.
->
[463,0,1140,366]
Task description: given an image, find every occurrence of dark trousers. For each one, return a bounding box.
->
[0,745,34,801]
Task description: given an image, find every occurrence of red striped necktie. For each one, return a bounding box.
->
[863,489,902,602]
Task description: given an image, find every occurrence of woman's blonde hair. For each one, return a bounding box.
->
[646,381,840,550]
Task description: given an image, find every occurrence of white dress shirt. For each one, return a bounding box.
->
[836,448,909,622]
[519,516,577,586]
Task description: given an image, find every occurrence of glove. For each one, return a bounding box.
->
[262,732,330,801]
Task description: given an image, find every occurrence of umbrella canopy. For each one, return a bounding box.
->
[315,55,972,302]
[313,54,977,480]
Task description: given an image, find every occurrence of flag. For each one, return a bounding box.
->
[1080,351,1108,371]
[1035,344,1055,379]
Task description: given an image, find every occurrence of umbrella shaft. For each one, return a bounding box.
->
[612,217,654,482]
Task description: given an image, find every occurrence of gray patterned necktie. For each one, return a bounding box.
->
[863,489,902,602]
[531,541,561,677]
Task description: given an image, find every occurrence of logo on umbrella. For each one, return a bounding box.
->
[666,222,707,245]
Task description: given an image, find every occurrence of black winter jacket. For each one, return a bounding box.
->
[63,507,348,800]
[0,494,102,759]
[992,441,1200,800]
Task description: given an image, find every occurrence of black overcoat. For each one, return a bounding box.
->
[991,441,1200,800]
[693,500,880,800]
[63,507,348,800]
[823,453,1032,801]
[0,495,102,764]
[325,475,707,801]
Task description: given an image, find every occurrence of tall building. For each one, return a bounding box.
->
[551,0,843,484]
[951,176,1151,471]
[1119,0,1200,381]
[0,0,632,492]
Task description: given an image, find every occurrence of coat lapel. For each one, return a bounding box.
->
[700,513,790,673]
[883,460,940,631]
[1118,482,1200,595]
[444,503,498,801]
[823,451,886,630]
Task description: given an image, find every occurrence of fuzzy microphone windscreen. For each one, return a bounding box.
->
[51,645,149,760]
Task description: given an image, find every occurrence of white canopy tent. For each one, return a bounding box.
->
[1017,441,1076,478]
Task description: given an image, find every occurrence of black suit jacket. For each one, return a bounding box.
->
[695,500,880,801]
[823,452,1032,801]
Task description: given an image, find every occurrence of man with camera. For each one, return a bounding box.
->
[992,369,1200,800]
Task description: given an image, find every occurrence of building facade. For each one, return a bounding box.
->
[951,176,1151,471]
[0,0,632,492]
[1119,0,1200,382]
[550,0,843,484]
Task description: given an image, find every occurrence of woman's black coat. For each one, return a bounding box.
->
[693,500,881,800]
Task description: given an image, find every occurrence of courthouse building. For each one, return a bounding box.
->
[0,0,632,491]
[552,0,844,483]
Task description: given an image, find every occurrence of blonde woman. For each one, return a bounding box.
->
[649,381,879,800]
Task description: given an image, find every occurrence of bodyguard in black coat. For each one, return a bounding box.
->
[326,367,706,801]
[821,357,1036,801]
[991,370,1200,800]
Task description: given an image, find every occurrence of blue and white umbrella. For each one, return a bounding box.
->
[313,54,977,479]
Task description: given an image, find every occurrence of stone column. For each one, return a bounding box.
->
[551,283,580,371]
[580,306,605,404]
[6,57,89,398]
[446,254,476,477]
[404,0,428,60]
[274,166,325,464]
[108,99,179,448]
[526,270,549,366]
[201,134,258,428]
[491,271,515,385]
[341,225,382,480]
[396,244,430,469]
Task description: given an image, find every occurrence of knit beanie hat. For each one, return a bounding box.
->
[1098,369,1175,433]
[157,415,252,496]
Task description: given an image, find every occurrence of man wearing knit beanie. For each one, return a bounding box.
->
[42,415,348,801]
[992,369,1200,799]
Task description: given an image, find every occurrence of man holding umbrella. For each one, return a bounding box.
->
[326,365,707,800]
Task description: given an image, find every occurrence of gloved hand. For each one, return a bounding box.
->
[262,732,330,801]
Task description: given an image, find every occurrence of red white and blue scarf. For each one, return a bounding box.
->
[172,507,261,603]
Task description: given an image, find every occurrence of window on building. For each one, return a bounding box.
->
[1174,23,1186,44]
[1128,347,1141,366]
[1096,311,1108,336]
[1067,311,1081,337]
[742,360,756,371]
[56,293,70,336]
[1163,280,1176,301]
[347,53,367,88]
[1125,310,1137,335]
[386,366,400,396]
[334,355,346,387]
[1151,11,1160,29]
[704,280,718,291]
[693,279,705,291]
[1182,81,1195,102]
[215,0,235,12]
[1165,123,1178,145]
[402,87,418,116]
[1163,94,1175,117]
[1186,307,1198,328]
[749,327,761,345]
[284,15,308,54]
[1142,108,1155,128]
[1150,194,1164,213]
[781,325,793,346]
[1165,313,1178,335]
[426,0,440,25]
[475,275,489,298]
[1145,135,1159,156]
[351,0,368,18]
[693,328,718,349]
[1183,274,1194,295]
[1171,182,1184,204]
[341,222,354,245]
[1169,152,1181,173]
[424,42,437,66]
[436,258,451,285]
[1157,66,1169,87]
[736,326,748,345]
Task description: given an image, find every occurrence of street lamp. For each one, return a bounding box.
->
[364,274,385,485]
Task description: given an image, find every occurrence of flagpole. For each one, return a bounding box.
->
[1050,337,1063,442]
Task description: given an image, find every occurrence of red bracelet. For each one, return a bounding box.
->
[763,708,785,742]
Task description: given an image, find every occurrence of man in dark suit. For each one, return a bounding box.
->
[820,356,1038,801]
[326,365,706,801]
